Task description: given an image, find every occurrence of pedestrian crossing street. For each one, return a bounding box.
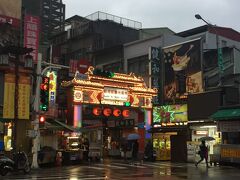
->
[3,161,194,180]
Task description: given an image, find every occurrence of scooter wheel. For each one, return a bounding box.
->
[23,165,31,174]
[0,168,9,176]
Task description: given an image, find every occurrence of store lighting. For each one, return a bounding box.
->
[67,137,79,139]
[200,125,217,128]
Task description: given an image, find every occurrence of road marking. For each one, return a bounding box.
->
[111,162,146,168]
[96,163,127,169]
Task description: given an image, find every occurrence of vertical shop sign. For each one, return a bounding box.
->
[3,74,15,119]
[149,47,161,105]
[46,71,57,106]
[18,76,30,119]
[24,14,40,63]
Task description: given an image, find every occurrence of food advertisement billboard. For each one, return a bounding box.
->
[153,104,188,125]
[163,39,203,101]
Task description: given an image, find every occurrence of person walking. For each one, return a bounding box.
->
[83,138,89,161]
[131,140,139,165]
[195,140,209,167]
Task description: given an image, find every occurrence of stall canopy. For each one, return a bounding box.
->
[46,119,80,132]
[210,108,240,121]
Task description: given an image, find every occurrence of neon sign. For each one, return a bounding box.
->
[46,71,57,106]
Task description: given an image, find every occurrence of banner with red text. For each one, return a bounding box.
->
[24,15,40,63]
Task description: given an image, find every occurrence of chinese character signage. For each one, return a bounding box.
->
[153,104,188,126]
[18,76,30,119]
[163,39,203,101]
[149,47,161,105]
[3,74,30,119]
[47,71,57,106]
[3,74,15,119]
[24,14,40,63]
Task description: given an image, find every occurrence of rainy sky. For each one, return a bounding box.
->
[62,0,240,33]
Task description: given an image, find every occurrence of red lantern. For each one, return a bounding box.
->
[122,110,130,118]
[93,107,102,116]
[103,108,112,117]
[113,109,121,117]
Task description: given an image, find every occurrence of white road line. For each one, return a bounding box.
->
[111,162,147,168]
[96,163,127,169]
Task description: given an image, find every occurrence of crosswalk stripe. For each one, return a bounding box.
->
[111,162,146,168]
[96,163,127,169]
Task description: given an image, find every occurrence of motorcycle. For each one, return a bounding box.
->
[0,151,30,176]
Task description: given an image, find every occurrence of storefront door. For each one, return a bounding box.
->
[170,135,187,162]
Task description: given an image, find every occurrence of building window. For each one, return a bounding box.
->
[128,55,148,76]
[222,40,227,48]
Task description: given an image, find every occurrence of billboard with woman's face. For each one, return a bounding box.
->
[163,38,203,101]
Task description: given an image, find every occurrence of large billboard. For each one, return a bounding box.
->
[153,104,188,126]
[0,0,22,27]
[163,38,203,101]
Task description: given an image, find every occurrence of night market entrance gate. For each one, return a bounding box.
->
[61,67,157,159]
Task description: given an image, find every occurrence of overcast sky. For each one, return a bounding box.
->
[62,0,240,33]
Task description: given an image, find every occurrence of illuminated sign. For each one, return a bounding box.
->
[47,71,57,106]
[74,90,83,102]
[103,87,128,101]
[195,131,208,135]
[92,107,130,118]
[153,104,188,126]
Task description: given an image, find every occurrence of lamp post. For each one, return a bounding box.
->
[195,14,223,86]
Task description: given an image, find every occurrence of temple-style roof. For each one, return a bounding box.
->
[62,66,157,95]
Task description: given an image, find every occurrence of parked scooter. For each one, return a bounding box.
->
[0,151,30,176]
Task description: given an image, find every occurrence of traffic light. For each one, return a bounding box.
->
[93,68,115,78]
[40,76,49,111]
[39,116,45,128]
[123,102,131,107]
[39,116,45,123]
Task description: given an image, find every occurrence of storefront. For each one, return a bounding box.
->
[211,106,240,164]
[187,122,221,163]
[61,67,157,158]
[151,104,189,162]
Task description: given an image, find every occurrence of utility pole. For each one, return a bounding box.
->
[31,56,69,169]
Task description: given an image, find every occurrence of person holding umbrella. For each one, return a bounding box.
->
[195,140,209,168]
[131,140,139,165]
[127,133,140,165]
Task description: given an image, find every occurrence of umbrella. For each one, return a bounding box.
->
[198,136,215,141]
[127,133,140,140]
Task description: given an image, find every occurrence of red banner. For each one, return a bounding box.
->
[24,15,40,63]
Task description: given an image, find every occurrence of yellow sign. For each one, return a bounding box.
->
[3,74,30,120]
[3,74,15,119]
[221,148,240,158]
[47,71,57,106]
[18,76,30,119]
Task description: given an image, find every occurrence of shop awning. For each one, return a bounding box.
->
[46,119,77,132]
[210,108,240,121]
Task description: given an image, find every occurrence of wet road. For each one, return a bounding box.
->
[2,159,240,180]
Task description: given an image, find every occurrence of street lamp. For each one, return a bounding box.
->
[195,14,223,86]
